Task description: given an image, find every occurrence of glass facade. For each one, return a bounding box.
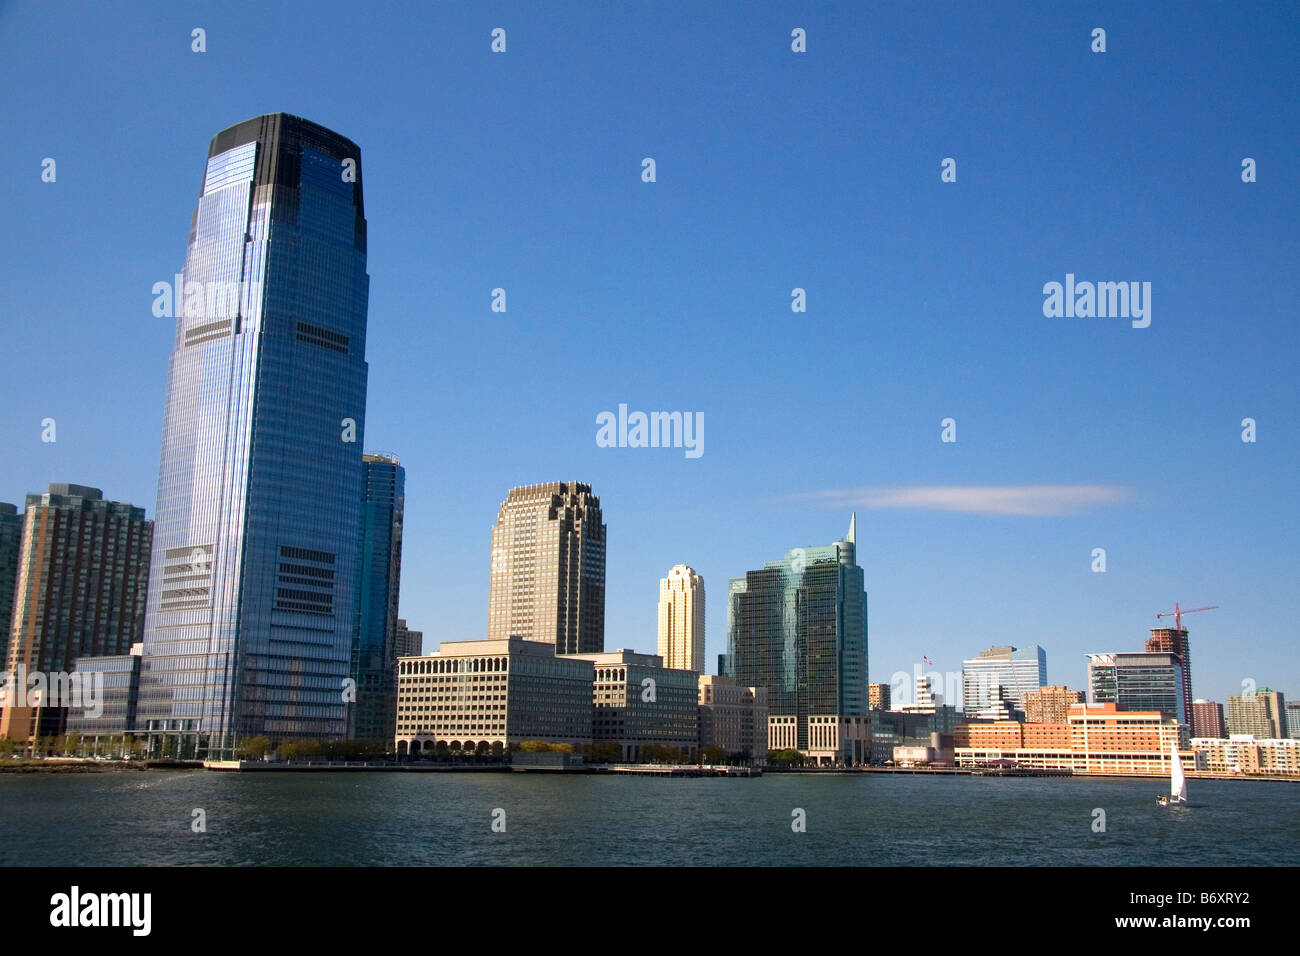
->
[0,502,20,666]
[138,114,370,759]
[350,454,404,743]
[724,515,868,751]
[961,645,1048,715]
[1087,652,1185,723]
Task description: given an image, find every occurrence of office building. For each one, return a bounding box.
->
[1023,685,1084,724]
[724,515,868,764]
[0,502,20,666]
[1287,701,1300,739]
[487,482,606,653]
[1190,699,1226,739]
[698,675,768,762]
[868,682,890,711]
[351,453,405,744]
[394,619,422,658]
[1087,652,1185,724]
[563,649,698,761]
[0,484,151,744]
[1145,627,1194,727]
[1226,689,1287,739]
[657,564,705,672]
[136,114,371,759]
[961,645,1046,715]
[395,637,594,754]
[66,644,144,750]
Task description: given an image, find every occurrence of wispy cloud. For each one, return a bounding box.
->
[797,485,1133,517]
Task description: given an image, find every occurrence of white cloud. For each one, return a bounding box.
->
[798,485,1132,517]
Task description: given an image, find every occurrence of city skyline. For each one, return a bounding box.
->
[2,3,1297,708]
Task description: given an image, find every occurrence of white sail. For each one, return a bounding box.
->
[1170,742,1187,802]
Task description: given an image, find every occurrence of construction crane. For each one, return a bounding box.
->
[1156,603,1219,631]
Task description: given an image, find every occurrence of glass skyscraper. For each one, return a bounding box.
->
[724,515,868,754]
[961,644,1048,716]
[1087,652,1185,724]
[137,114,370,758]
[351,453,404,744]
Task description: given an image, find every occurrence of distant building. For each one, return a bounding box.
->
[1190,699,1226,739]
[961,645,1046,715]
[1145,627,1194,728]
[66,644,144,748]
[724,515,868,764]
[1087,652,1185,724]
[0,502,20,666]
[954,702,1191,776]
[395,638,594,755]
[487,482,606,653]
[1194,735,1300,777]
[1,484,152,745]
[698,675,768,762]
[657,565,705,672]
[868,682,891,711]
[393,619,422,658]
[969,684,1020,722]
[1023,685,1084,724]
[1226,690,1287,739]
[351,453,405,744]
[1287,702,1300,740]
[872,707,959,764]
[563,649,698,761]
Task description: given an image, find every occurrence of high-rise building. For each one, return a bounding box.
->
[1191,699,1226,739]
[1145,627,1193,728]
[137,114,371,759]
[0,502,20,666]
[1087,652,1185,724]
[351,453,405,744]
[1023,685,1084,723]
[1287,701,1300,740]
[394,619,422,658]
[657,564,705,672]
[724,514,868,763]
[868,682,891,711]
[961,645,1047,715]
[0,484,152,743]
[698,675,768,762]
[487,482,606,654]
[1226,689,1287,739]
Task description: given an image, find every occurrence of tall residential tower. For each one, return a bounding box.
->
[487,482,606,654]
[137,114,370,758]
[658,564,705,672]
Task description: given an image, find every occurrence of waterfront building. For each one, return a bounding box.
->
[1087,652,1185,724]
[1226,689,1287,739]
[953,703,1191,776]
[0,502,20,666]
[868,682,890,711]
[394,619,422,658]
[1193,735,1300,776]
[487,482,605,653]
[136,114,371,759]
[65,644,144,750]
[394,637,593,754]
[1287,702,1300,739]
[871,708,959,764]
[724,515,868,764]
[1190,699,1226,739]
[562,649,698,761]
[961,645,1046,715]
[1023,685,1084,724]
[1145,627,1194,726]
[657,564,705,672]
[351,453,405,744]
[697,675,767,762]
[0,484,151,744]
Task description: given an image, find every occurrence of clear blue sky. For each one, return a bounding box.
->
[2,2,1296,707]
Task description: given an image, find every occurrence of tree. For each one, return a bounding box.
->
[475,741,491,758]
[235,736,272,760]
[700,745,728,765]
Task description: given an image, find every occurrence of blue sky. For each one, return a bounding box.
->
[2,2,1297,707]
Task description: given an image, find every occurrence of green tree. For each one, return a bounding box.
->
[235,736,272,760]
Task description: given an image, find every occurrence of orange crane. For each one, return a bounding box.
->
[1156,603,1219,631]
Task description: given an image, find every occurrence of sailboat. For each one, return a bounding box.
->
[1157,741,1188,806]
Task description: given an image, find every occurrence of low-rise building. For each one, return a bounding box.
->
[1193,735,1300,776]
[562,649,698,761]
[65,644,143,750]
[698,675,767,762]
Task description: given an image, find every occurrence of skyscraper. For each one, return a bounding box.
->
[0,502,20,666]
[0,484,151,743]
[137,114,370,759]
[1190,699,1226,739]
[961,645,1047,716]
[658,564,705,671]
[1145,627,1193,728]
[724,515,868,762]
[351,453,404,744]
[487,482,606,654]
[1226,689,1287,738]
[1086,652,1185,723]
[393,619,422,659]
